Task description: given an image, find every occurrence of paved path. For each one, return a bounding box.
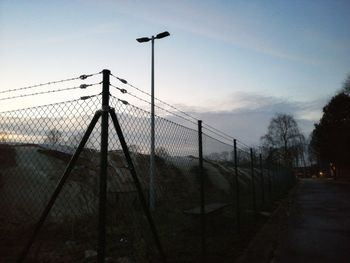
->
[273,178,350,263]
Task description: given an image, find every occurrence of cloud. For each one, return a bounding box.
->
[168,92,327,145]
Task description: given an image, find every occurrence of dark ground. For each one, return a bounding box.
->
[237,178,350,263]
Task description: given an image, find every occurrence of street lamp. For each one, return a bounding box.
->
[136,31,170,210]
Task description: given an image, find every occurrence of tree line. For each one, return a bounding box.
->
[260,74,350,177]
[309,75,350,176]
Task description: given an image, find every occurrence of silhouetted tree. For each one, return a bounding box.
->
[261,113,304,166]
[342,73,350,95]
[309,92,350,172]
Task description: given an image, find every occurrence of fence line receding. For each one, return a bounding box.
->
[0,69,296,263]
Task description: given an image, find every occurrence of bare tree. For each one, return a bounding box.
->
[45,129,62,144]
[342,73,350,95]
[261,113,304,166]
[129,144,141,154]
[155,146,170,160]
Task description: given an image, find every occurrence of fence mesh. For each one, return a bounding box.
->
[0,76,296,263]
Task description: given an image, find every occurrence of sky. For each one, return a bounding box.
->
[0,0,349,145]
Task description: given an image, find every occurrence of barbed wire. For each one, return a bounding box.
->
[80,93,102,101]
[111,83,194,124]
[202,131,233,148]
[109,73,258,148]
[110,87,198,126]
[111,89,237,144]
[1,70,253,148]
[203,124,235,141]
[237,139,251,149]
[202,127,234,144]
[110,80,189,121]
[110,84,128,94]
[109,94,199,133]
[110,74,245,144]
[110,74,199,121]
[0,82,101,102]
[236,141,251,153]
[0,72,101,95]
[110,84,196,124]
[113,85,237,142]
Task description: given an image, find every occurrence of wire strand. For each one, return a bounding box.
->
[112,89,197,126]
[236,141,251,153]
[237,139,251,149]
[202,131,233,147]
[130,91,197,125]
[202,126,234,144]
[109,94,198,133]
[110,74,199,122]
[202,124,235,141]
[110,84,127,94]
[110,72,252,146]
[0,72,101,95]
[111,82,195,124]
[0,82,101,101]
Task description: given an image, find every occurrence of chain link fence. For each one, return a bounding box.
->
[0,70,296,263]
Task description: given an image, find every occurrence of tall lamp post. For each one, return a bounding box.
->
[137,31,170,210]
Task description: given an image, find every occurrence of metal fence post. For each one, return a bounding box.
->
[259,153,265,206]
[98,69,110,262]
[276,159,281,197]
[267,161,272,205]
[250,148,257,220]
[233,139,240,232]
[198,120,206,260]
[272,162,277,200]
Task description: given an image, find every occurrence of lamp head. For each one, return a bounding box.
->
[136,37,151,43]
[156,31,170,39]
